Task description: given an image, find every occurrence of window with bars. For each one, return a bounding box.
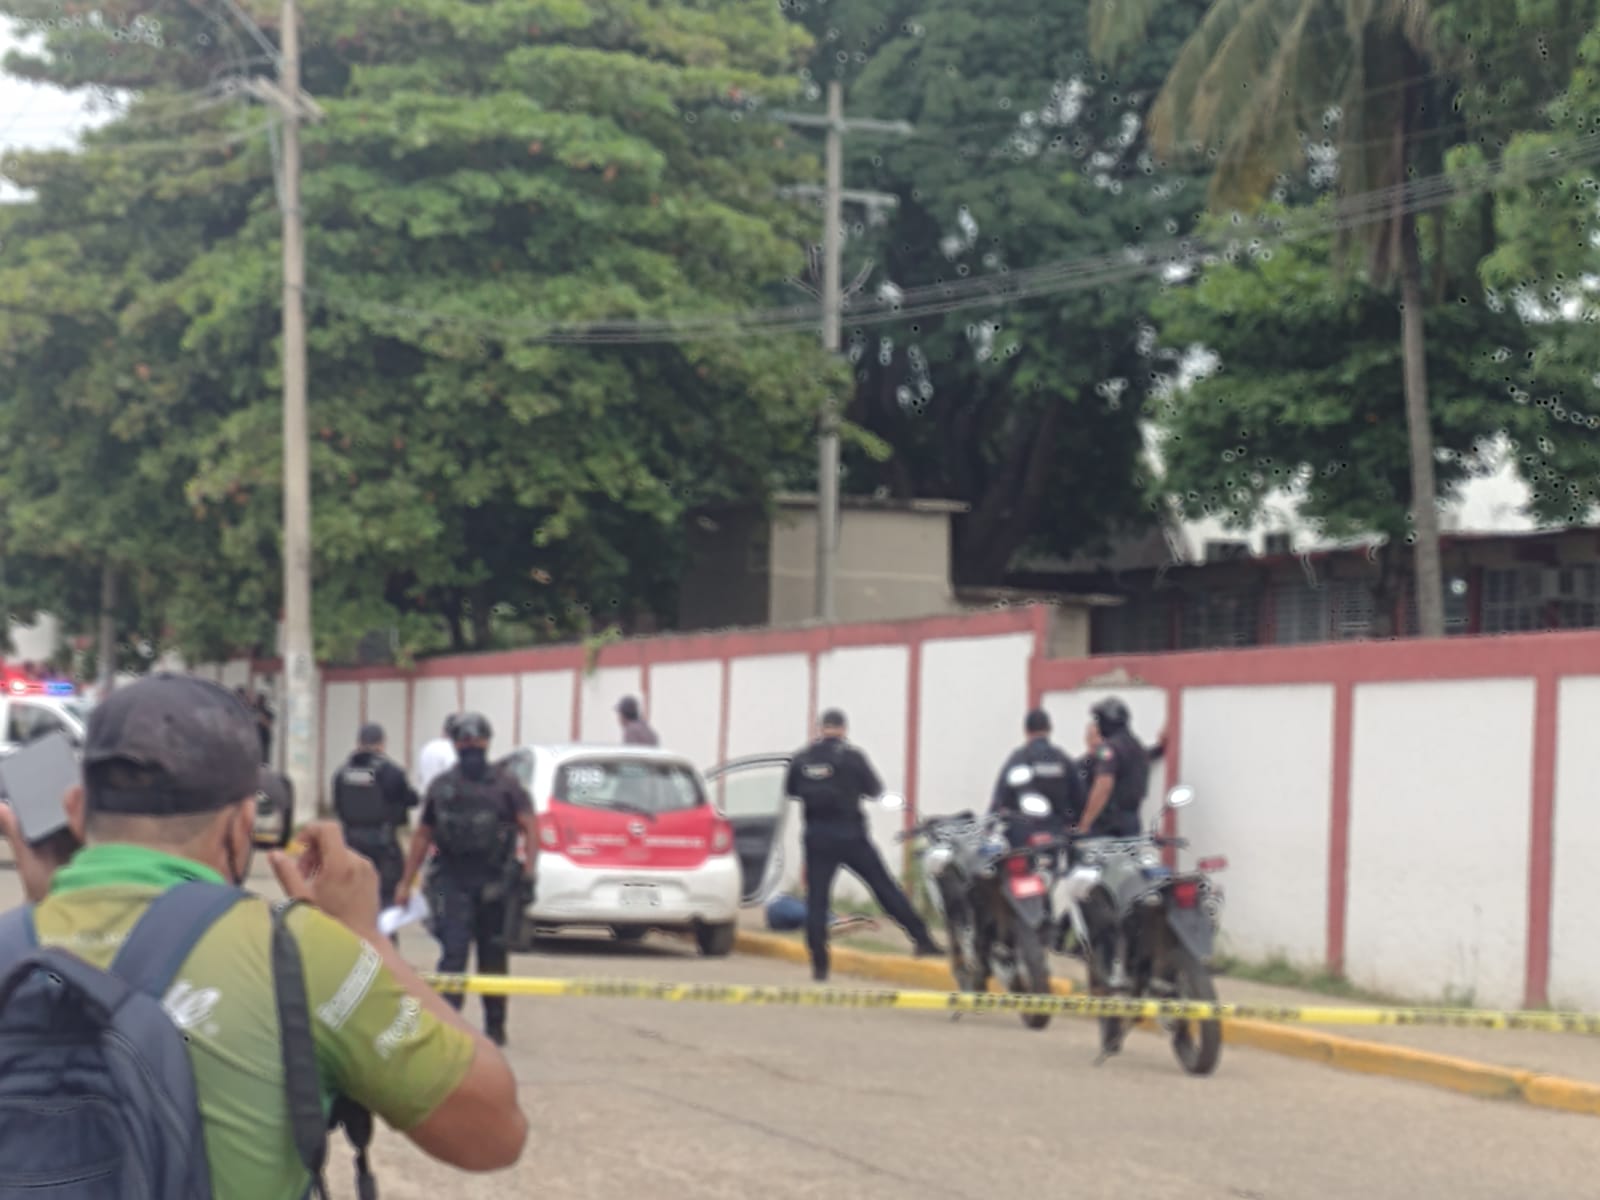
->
[1178,589,1260,650]
[1480,565,1600,634]
[1270,578,1376,642]
[1092,599,1172,654]
[1272,580,1329,645]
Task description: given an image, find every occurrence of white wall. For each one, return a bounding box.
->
[1345,678,1535,1009]
[917,633,1034,821]
[1179,684,1335,964]
[321,682,363,805]
[462,674,516,753]
[219,660,251,689]
[519,670,574,746]
[413,679,460,765]
[1548,676,1600,1008]
[365,681,408,766]
[816,646,910,900]
[650,661,722,771]
[725,654,810,758]
[578,666,643,745]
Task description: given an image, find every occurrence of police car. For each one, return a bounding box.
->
[0,680,91,759]
[498,745,792,957]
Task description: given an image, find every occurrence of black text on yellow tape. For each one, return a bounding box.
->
[419,974,1600,1034]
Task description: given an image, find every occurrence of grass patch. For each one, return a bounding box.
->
[1211,953,1471,1010]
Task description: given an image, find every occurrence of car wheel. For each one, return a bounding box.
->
[695,921,736,958]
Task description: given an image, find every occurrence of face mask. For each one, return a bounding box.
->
[458,746,489,781]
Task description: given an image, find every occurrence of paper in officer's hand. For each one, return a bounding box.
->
[377,889,429,937]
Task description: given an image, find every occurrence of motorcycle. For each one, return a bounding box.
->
[900,793,1066,1031]
[1051,784,1228,1075]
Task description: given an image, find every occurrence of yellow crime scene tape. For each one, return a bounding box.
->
[420,973,1600,1034]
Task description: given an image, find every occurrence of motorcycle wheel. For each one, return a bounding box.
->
[1168,945,1222,1076]
[948,912,987,993]
[1013,923,1052,1032]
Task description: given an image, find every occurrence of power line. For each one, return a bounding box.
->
[304,127,1600,346]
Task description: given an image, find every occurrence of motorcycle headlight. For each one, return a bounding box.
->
[1137,844,1162,869]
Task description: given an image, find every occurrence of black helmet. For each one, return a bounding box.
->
[1091,697,1130,735]
[443,713,462,738]
[452,712,492,743]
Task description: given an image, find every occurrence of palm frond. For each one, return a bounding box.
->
[1147,0,1296,154]
[1087,0,1167,64]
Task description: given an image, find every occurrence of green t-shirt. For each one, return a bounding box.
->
[32,844,476,1200]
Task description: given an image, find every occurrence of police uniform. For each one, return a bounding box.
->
[992,737,1084,832]
[785,734,937,981]
[1088,729,1150,837]
[420,759,534,1032]
[332,750,417,911]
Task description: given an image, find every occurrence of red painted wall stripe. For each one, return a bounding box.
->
[716,655,732,766]
[903,638,924,875]
[1160,685,1182,869]
[1325,681,1354,976]
[511,672,523,749]
[1526,670,1560,1009]
[403,678,415,777]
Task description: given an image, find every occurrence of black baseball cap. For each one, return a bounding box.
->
[616,696,641,720]
[359,722,385,747]
[820,708,847,730]
[84,674,263,816]
[1025,708,1051,734]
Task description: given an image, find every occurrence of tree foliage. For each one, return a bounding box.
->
[782,0,1211,583]
[0,0,837,664]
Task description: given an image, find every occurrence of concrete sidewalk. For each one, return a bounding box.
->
[736,911,1600,1114]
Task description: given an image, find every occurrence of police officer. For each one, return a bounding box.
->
[396,713,538,1046]
[785,709,942,982]
[991,708,1084,835]
[1075,697,1151,838]
[331,723,418,917]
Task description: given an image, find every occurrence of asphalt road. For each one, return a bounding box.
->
[2,859,1594,1199]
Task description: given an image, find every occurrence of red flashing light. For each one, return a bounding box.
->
[1172,881,1200,908]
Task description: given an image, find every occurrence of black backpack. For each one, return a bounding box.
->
[0,881,377,1200]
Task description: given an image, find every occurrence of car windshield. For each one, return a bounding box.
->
[555,759,703,817]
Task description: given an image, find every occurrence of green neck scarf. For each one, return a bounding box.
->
[50,843,227,896]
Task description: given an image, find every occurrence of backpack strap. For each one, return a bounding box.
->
[272,901,378,1200]
[108,880,246,998]
[0,906,38,966]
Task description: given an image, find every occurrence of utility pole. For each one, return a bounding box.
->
[279,0,314,813]
[775,84,910,623]
[243,6,325,813]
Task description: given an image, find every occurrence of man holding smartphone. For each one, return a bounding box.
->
[0,675,528,1198]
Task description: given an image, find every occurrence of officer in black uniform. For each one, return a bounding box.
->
[1075,697,1151,838]
[785,709,942,982]
[331,722,417,919]
[395,712,538,1046]
[991,707,1084,836]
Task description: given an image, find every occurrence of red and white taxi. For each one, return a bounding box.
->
[499,745,793,956]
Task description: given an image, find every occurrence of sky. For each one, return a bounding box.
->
[0,18,109,201]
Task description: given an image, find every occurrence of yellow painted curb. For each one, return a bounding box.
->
[734,931,1600,1117]
[735,930,1076,997]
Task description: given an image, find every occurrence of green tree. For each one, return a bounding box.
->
[779,0,1210,584]
[1092,0,1479,635]
[1,0,839,662]
[1147,211,1579,627]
